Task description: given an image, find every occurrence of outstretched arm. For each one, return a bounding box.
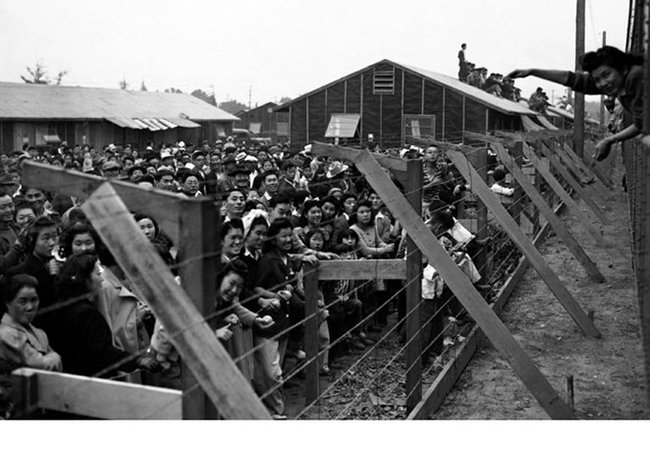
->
[506,68,571,86]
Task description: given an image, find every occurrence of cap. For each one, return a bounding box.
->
[102,161,121,171]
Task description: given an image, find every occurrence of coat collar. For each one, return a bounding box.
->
[1,313,47,351]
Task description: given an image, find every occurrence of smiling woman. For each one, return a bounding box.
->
[507,45,644,161]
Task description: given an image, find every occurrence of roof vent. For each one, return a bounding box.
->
[373,70,394,94]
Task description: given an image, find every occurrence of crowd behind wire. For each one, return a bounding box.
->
[0,136,498,419]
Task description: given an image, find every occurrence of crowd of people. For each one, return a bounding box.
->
[457,43,522,102]
[0,135,496,419]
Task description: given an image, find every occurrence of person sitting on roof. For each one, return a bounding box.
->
[483,73,503,97]
[528,87,550,113]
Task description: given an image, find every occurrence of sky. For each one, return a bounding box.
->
[0,0,629,107]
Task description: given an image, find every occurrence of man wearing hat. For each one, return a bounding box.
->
[325,160,350,193]
[160,149,175,170]
[218,153,238,192]
[154,167,178,193]
[0,173,18,198]
[244,154,259,187]
[102,160,122,180]
[191,150,207,174]
[228,164,252,197]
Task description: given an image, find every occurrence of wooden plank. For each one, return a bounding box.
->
[548,140,611,216]
[447,149,600,338]
[539,143,610,224]
[12,368,182,419]
[178,200,220,419]
[82,183,270,419]
[329,143,576,419]
[473,147,489,280]
[582,151,614,189]
[562,142,612,189]
[303,263,320,405]
[548,140,609,199]
[316,259,407,280]
[409,322,480,420]
[21,160,183,243]
[556,140,604,185]
[404,159,423,413]
[510,142,525,225]
[408,201,567,419]
[10,367,38,418]
[632,149,650,409]
[521,142,612,247]
[493,142,605,283]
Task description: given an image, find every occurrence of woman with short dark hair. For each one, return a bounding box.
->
[46,253,156,378]
[507,45,645,161]
[0,274,62,372]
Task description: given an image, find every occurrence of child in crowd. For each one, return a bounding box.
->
[304,228,331,375]
[329,229,372,351]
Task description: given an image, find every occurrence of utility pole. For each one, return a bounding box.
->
[248,85,252,110]
[599,31,607,126]
[574,0,586,158]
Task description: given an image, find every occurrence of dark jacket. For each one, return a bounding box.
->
[254,250,297,339]
[46,296,137,377]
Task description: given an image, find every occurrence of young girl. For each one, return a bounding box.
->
[253,218,298,419]
[350,200,395,330]
[329,229,372,351]
[304,228,331,375]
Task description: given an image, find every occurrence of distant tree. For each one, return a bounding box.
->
[165,87,183,94]
[119,78,129,90]
[140,80,148,91]
[218,99,248,114]
[278,96,293,104]
[191,89,217,106]
[54,70,68,85]
[21,61,67,85]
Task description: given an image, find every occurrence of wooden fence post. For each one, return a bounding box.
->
[405,159,423,413]
[303,262,320,407]
[539,143,610,224]
[472,146,490,281]
[524,141,611,247]
[510,142,525,226]
[82,183,270,419]
[493,143,605,283]
[445,149,601,338]
[177,200,220,419]
[342,145,575,419]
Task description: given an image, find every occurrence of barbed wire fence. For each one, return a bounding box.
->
[3,132,597,420]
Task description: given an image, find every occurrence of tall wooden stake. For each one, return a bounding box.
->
[405,159,423,413]
[600,31,607,126]
[574,0,586,158]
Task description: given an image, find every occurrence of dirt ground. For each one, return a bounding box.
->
[282,155,649,421]
[434,163,649,420]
